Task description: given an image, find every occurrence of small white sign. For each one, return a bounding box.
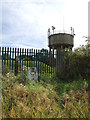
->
[27,67,38,82]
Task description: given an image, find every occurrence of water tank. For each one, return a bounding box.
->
[48,30,74,50]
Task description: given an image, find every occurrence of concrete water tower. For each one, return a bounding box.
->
[48,26,75,73]
[48,26,75,51]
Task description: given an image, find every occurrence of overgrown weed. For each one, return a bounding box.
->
[2,72,89,118]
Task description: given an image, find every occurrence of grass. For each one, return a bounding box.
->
[2,70,89,118]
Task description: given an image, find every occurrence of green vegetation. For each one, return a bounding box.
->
[57,45,90,81]
[2,45,90,118]
[2,70,89,118]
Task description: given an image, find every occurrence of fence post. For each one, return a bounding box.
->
[47,50,48,74]
[27,49,28,69]
[15,56,18,76]
[34,49,35,67]
[7,47,9,67]
[15,48,18,76]
[52,49,54,75]
[4,47,6,66]
[22,48,24,70]
[49,50,51,75]
[2,47,4,73]
[12,48,14,72]
[10,47,11,70]
[20,48,21,71]
[45,50,46,75]
[38,50,39,75]
[25,48,26,66]
[36,49,37,68]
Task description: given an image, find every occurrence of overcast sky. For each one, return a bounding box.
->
[0,0,89,50]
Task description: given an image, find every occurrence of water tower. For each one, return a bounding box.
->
[48,26,75,73]
[48,26,75,51]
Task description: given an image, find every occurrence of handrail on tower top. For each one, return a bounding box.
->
[48,27,75,37]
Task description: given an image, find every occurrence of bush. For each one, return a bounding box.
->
[56,45,90,81]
